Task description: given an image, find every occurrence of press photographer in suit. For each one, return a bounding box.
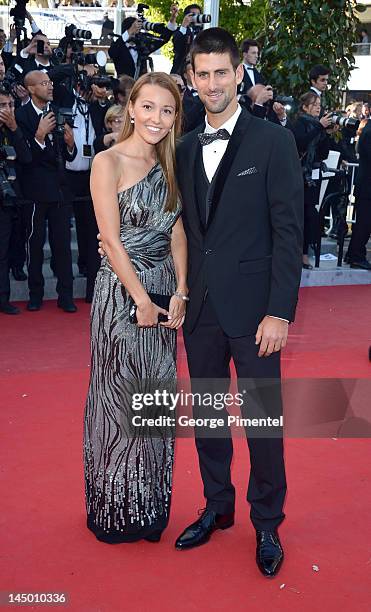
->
[16,71,77,313]
[170,3,203,75]
[174,28,303,577]
[0,87,32,314]
[109,4,178,78]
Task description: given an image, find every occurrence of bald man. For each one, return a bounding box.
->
[15,70,78,313]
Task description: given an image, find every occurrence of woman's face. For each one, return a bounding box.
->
[304,98,321,117]
[108,115,124,133]
[129,83,177,145]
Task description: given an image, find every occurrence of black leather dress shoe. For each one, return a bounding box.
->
[350,259,371,271]
[11,266,27,281]
[175,509,234,550]
[57,299,77,313]
[0,301,20,315]
[27,300,42,312]
[256,530,284,578]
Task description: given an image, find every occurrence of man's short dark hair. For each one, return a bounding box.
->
[122,16,136,32]
[241,39,259,54]
[190,27,240,71]
[184,4,202,16]
[309,64,331,83]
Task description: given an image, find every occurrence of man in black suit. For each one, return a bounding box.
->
[174,28,303,577]
[239,38,264,99]
[0,88,32,315]
[15,70,77,312]
[346,120,371,270]
[109,5,177,78]
[309,64,330,115]
[170,3,203,75]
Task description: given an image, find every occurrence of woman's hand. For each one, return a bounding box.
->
[136,300,169,328]
[320,112,333,129]
[160,295,186,330]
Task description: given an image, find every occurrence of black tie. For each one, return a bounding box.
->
[198,128,230,147]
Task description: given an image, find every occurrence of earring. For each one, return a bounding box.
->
[130,117,134,124]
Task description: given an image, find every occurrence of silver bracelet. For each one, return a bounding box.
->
[173,291,190,302]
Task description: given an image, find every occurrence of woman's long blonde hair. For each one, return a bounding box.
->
[118,72,183,212]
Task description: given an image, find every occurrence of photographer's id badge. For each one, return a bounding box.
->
[83,144,92,159]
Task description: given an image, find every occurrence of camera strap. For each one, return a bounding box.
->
[76,97,91,144]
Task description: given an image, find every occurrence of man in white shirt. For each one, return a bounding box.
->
[309,64,330,113]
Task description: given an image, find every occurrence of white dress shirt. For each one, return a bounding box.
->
[202,104,241,182]
[66,97,95,172]
[310,86,322,97]
[201,104,289,323]
[243,63,255,86]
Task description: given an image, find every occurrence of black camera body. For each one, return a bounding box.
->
[0,145,17,208]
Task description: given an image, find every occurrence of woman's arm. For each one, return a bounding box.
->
[171,216,188,294]
[91,153,167,326]
[161,216,188,330]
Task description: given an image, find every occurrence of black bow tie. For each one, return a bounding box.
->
[198,128,230,146]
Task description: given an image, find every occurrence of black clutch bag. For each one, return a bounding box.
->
[128,293,171,324]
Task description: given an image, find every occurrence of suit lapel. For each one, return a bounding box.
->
[179,124,206,238]
[206,108,252,230]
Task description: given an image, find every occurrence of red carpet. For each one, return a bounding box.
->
[1,285,370,611]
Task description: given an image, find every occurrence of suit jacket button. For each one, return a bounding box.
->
[205,249,212,255]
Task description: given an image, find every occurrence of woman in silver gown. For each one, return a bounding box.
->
[84,73,188,543]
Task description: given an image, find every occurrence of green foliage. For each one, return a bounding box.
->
[260,0,361,106]
[219,0,268,46]
[146,0,268,63]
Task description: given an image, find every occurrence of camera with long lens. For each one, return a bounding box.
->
[189,13,211,24]
[65,24,92,41]
[330,114,360,131]
[0,145,17,209]
[136,3,166,35]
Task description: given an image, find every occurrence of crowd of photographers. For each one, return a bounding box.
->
[0,4,370,315]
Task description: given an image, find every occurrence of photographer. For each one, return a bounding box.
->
[170,3,204,75]
[0,87,31,314]
[292,91,332,269]
[63,74,110,302]
[15,32,54,74]
[15,71,77,313]
[109,3,178,78]
[346,119,371,270]
[241,83,291,128]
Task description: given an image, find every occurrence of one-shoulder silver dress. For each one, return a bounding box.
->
[83,162,181,542]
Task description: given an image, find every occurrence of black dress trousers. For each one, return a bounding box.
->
[24,201,73,302]
[183,295,287,532]
[0,206,13,302]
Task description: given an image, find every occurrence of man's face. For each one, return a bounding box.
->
[362,104,370,118]
[35,35,52,57]
[0,30,6,50]
[0,94,15,125]
[29,74,54,103]
[191,52,243,116]
[243,45,259,66]
[0,55,5,81]
[311,74,329,92]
